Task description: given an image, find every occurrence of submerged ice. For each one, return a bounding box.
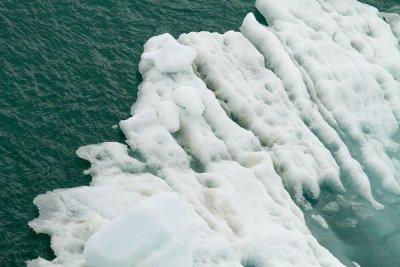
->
[28,0,400,266]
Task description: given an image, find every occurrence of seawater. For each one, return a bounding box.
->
[0,0,397,266]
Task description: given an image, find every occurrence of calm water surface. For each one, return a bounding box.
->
[0,0,396,265]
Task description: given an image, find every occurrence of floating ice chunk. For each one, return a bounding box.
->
[173,86,204,116]
[84,193,192,267]
[311,214,329,229]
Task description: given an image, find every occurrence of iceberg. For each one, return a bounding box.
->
[28,0,400,266]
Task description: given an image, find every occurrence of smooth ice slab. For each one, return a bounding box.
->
[84,193,192,267]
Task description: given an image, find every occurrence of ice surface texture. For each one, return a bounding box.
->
[29,0,400,266]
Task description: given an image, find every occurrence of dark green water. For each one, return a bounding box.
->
[0,0,396,266]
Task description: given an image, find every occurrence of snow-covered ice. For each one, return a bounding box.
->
[28,0,400,266]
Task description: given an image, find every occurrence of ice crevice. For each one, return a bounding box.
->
[28,0,400,266]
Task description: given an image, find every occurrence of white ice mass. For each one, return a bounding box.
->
[28,0,400,266]
[83,193,193,267]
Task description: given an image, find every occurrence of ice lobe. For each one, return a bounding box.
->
[84,193,192,267]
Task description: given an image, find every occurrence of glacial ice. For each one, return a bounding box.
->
[29,0,400,266]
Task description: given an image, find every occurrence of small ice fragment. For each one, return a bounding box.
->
[311,214,329,229]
